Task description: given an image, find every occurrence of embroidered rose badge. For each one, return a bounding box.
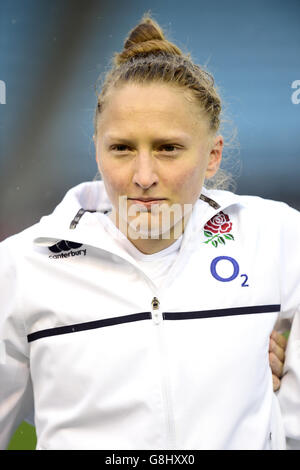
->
[203,211,234,248]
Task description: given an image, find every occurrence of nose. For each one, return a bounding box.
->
[132,152,159,190]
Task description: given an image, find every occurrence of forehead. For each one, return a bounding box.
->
[97,82,208,138]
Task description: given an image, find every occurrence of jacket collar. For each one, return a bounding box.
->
[33,181,242,256]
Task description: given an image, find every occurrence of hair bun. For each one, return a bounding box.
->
[114,14,183,66]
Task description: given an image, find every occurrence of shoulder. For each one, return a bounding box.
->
[204,187,300,219]
[0,225,41,283]
[0,222,41,253]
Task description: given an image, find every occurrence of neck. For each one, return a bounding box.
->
[108,210,191,254]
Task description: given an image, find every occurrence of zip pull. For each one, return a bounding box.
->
[151,297,161,325]
[152,297,160,309]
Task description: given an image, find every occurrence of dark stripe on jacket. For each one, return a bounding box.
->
[27,304,280,343]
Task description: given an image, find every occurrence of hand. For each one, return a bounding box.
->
[269,330,287,392]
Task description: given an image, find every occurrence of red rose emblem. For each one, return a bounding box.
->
[204,211,232,234]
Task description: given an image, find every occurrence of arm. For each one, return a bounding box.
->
[275,202,300,449]
[0,241,34,449]
[277,307,300,449]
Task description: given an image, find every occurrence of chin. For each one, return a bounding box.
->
[127,213,173,240]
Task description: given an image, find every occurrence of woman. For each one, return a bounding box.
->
[0,14,297,450]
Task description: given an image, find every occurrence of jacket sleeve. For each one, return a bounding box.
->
[275,202,300,450]
[0,240,34,450]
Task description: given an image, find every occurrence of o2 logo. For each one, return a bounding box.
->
[210,256,249,287]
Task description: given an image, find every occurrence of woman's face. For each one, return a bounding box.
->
[94,82,223,250]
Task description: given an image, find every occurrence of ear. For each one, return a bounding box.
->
[93,135,103,179]
[205,135,223,179]
[93,134,99,164]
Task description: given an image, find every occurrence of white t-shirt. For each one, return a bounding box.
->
[100,211,183,287]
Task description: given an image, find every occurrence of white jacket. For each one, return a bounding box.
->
[0,181,300,450]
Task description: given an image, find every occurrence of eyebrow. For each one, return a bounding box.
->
[103,133,191,145]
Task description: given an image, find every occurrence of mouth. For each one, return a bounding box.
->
[128,198,166,208]
[128,197,166,202]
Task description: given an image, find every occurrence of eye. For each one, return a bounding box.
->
[157,144,181,155]
[161,145,176,152]
[110,144,131,152]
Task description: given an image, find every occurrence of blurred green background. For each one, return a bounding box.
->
[7,422,36,450]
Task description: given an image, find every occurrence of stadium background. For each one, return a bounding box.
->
[0,0,299,450]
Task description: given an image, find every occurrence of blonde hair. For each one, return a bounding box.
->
[93,12,239,191]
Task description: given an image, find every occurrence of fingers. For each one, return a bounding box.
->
[269,337,285,362]
[270,330,287,350]
[272,374,281,392]
[269,330,287,392]
[269,351,284,378]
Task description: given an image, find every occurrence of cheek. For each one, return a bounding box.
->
[168,164,206,199]
[98,158,128,198]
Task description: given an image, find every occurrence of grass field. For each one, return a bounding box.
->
[7,422,36,450]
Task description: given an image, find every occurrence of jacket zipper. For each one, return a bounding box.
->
[151,296,176,449]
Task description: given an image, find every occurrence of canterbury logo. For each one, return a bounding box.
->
[48,240,86,259]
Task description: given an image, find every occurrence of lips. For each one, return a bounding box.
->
[128,198,166,209]
[128,198,165,202]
